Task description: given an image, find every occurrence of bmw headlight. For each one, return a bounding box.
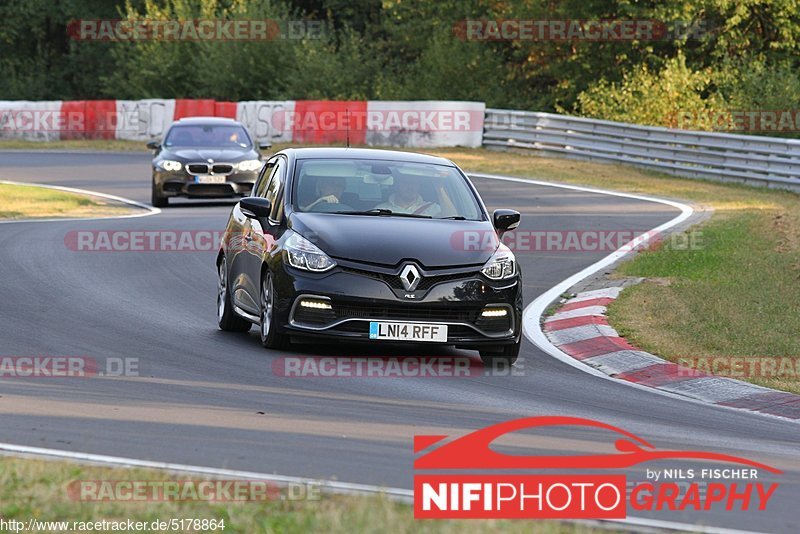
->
[158,160,183,172]
[237,159,263,172]
[284,231,336,272]
[481,244,516,280]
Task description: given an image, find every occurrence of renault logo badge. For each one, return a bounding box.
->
[399,264,421,292]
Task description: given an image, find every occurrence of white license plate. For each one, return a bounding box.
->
[195,175,226,184]
[369,322,448,342]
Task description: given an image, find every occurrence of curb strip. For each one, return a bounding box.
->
[544,287,800,420]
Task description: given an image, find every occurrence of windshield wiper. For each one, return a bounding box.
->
[332,209,432,219]
[439,215,467,220]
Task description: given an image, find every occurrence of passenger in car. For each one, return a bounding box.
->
[376,175,456,217]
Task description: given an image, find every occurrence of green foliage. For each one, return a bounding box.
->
[287,29,383,100]
[0,0,124,99]
[574,54,722,129]
[714,56,800,112]
[3,0,800,137]
[100,0,298,99]
[377,31,510,105]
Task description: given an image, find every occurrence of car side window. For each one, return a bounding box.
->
[264,158,286,223]
[253,159,277,197]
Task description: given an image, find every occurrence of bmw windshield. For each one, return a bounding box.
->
[164,124,252,148]
[293,158,484,220]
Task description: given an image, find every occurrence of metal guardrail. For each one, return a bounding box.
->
[483,109,800,192]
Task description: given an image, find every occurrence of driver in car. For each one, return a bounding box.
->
[377,174,455,217]
[303,176,347,210]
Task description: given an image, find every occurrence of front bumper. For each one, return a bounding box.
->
[273,261,523,348]
[153,168,258,198]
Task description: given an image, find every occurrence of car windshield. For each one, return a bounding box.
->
[293,158,483,220]
[164,124,252,148]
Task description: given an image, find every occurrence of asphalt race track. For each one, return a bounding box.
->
[1,151,799,533]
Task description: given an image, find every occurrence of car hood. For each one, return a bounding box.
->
[289,212,498,268]
[163,147,255,162]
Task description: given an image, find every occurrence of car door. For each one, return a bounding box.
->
[237,155,287,312]
[249,153,286,253]
[229,157,278,315]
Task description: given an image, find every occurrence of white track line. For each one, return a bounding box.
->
[467,173,692,374]
[0,442,413,502]
[0,179,159,223]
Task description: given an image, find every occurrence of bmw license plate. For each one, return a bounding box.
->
[195,175,226,184]
[369,322,448,342]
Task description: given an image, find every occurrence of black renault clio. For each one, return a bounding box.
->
[216,148,523,366]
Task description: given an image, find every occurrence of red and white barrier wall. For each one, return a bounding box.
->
[0,99,485,148]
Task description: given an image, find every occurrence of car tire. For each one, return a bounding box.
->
[217,257,251,332]
[260,269,290,350]
[479,340,520,368]
[151,182,168,208]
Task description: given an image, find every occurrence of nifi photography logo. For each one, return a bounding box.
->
[413,416,781,519]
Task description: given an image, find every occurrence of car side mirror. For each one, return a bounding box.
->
[146,141,161,150]
[240,197,272,220]
[493,209,520,235]
[258,142,272,150]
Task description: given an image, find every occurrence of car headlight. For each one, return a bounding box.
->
[284,231,336,272]
[237,159,263,172]
[158,160,183,171]
[481,244,516,280]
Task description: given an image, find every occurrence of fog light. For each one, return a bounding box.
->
[481,307,508,317]
[299,299,332,310]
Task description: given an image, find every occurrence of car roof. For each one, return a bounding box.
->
[281,147,455,166]
[172,116,242,126]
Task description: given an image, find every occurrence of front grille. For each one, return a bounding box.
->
[341,267,476,291]
[333,303,477,323]
[187,163,208,174]
[187,163,234,175]
[212,164,233,174]
[185,183,235,196]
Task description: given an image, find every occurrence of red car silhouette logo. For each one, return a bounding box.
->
[414,416,781,473]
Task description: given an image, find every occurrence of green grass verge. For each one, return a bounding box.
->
[0,184,135,220]
[607,210,800,394]
[0,139,146,151]
[0,457,606,533]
